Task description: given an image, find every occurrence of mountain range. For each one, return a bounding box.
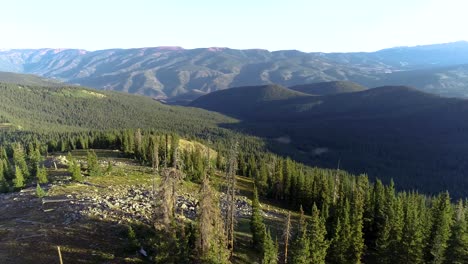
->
[2,41,468,99]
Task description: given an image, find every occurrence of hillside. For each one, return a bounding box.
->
[2,42,468,98]
[0,71,62,87]
[289,81,367,95]
[192,85,468,197]
[190,84,308,117]
[0,82,236,136]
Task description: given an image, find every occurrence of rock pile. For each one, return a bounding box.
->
[2,182,256,227]
[220,194,253,217]
[73,185,253,225]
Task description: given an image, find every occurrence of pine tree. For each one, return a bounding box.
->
[13,165,25,189]
[374,193,391,262]
[291,206,310,264]
[400,193,425,264]
[256,160,268,195]
[273,160,283,200]
[0,160,8,193]
[309,204,329,264]
[87,150,101,177]
[262,230,278,264]
[68,153,83,182]
[251,186,266,252]
[105,160,113,176]
[348,176,366,264]
[134,128,142,160]
[387,195,404,263]
[36,164,48,184]
[328,200,352,264]
[12,143,30,180]
[72,162,83,182]
[426,192,453,264]
[282,158,292,200]
[27,143,42,176]
[445,200,468,264]
[36,183,46,197]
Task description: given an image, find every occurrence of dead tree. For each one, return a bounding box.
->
[154,136,184,232]
[151,136,159,209]
[223,140,238,258]
[283,211,291,264]
[196,146,229,263]
[164,134,169,168]
[332,159,341,204]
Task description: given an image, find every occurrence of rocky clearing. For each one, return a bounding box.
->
[0,153,284,264]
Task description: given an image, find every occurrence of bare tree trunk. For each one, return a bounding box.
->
[223,140,238,258]
[332,159,341,204]
[284,211,291,264]
[57,246,63,264]
[164,134,168,168]
[229,180,235,258]
[152,137,159,214]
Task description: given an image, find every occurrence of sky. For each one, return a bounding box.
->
[1,0,467,52]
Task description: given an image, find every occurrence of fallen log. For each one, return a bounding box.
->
[42,198,73,204]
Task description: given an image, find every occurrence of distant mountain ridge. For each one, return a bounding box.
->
[1,41,468,99]
[289,81,367,95]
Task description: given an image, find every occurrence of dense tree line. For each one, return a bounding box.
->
[241,153,468,264]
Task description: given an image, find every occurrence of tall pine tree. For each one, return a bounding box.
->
[445,200,468,264]
[309,204,329,264]
[262,230,278,264]
[291,206,310,264]
[250,186,266,252]
[425,192,453,264]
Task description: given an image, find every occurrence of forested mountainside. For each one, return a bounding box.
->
[0,71,62,87]
[2,41,468,99]
[0,83,235,136]
[192,84,468,197]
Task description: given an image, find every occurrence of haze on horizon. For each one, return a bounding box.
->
[1,0,467,52]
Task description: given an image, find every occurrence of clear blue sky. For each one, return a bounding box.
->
[1,0,467,52]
